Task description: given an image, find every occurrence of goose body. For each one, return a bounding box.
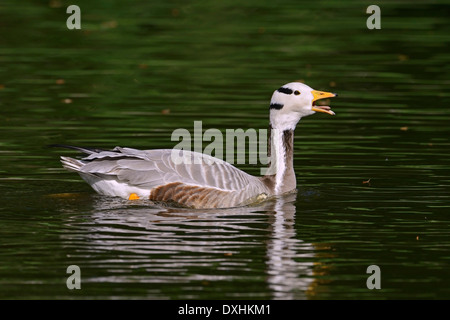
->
[61,147,272,208]
[57,82,337,209]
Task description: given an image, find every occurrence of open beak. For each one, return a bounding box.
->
[311,90,338,115]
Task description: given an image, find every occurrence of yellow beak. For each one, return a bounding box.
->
[311,90,338,115]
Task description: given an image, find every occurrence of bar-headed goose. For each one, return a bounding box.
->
[57,82,337,209]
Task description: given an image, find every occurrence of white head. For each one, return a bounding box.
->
[269,82,337,130]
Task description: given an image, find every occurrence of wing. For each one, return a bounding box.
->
[73,147,268,193]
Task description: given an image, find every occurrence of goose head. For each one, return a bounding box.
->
[269,82,337,130]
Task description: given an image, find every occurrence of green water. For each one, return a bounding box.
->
[1,0,450,299]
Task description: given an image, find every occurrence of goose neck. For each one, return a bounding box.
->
[266,124,296,194]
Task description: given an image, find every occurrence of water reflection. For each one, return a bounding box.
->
[265,193,314,299]
[60,193,315,299]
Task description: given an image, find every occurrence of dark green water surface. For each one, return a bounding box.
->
[1,0,449,299]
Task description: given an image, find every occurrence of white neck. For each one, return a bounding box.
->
[269,112,301,131]
[265,125,296,194]
[273,128,286,194]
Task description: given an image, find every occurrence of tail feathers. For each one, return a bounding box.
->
[60,156,84,172]
[49,144,106,155]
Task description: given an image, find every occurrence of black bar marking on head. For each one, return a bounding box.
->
[270,103,284,110]
[277,87,293,95]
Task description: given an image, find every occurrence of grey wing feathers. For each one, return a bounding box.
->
[63,147,267,193]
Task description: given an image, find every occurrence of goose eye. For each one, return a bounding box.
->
[294,90,300,95]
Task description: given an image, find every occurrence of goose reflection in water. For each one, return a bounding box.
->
[60,192,319,299]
